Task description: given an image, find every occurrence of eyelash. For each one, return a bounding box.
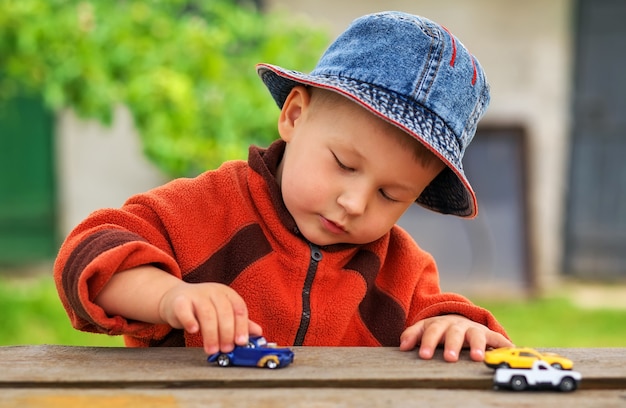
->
[332,153,398,203]
[333,153,353,171]
[379,190,398,202]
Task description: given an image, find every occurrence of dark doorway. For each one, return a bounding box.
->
[0,93,56,264]
[565,0,626,279]
[398,126,530,296]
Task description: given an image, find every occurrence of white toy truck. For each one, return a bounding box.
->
[493,360,582,392]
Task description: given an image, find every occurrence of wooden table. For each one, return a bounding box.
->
[0,346,625,407]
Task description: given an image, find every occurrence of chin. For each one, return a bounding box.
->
[300,232,340,247]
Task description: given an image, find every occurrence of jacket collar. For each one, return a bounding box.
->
[248,140,364,253]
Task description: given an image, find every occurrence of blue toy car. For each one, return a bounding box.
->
[207,336,294,369]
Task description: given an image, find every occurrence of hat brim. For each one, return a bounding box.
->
[257,63,478,218]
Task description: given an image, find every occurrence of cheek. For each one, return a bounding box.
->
[281,160,327,207]
[364,215,397,236]
[359,206,409,240]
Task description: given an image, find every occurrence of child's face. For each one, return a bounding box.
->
[276,87,445,246]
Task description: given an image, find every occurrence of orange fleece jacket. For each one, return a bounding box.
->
[54,140,508,347]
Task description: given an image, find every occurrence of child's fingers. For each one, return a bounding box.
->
[486,330,514,349]
[248,320,263,336]
[399,323,423,351]
[417,321,447,360]
[442,324,467,362]
[169,294,201,333]
[226,291,252,347]
[205,291,237,353]
[466,328,488,362]
[192,297,220,355]
[196,285,254,353]
[402,316,514,363]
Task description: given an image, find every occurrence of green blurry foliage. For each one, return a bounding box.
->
[0,0,329,175]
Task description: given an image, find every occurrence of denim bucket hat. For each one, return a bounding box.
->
[257,11,490,218]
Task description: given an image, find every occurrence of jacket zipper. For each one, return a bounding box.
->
[293,243,322,345]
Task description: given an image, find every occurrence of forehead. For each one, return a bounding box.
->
[314,93,441,171]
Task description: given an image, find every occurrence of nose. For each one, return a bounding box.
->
[337,186,369,215]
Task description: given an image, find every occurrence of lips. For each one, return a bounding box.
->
[320,216,346,234]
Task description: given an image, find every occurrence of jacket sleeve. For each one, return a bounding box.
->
[52,171,222,341]
[390,227,510,340]
[53,202,181,340]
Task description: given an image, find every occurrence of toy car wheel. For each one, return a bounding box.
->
[265,357,279,369]
[497,362,510,369]
[551,363,563,370]
[510,375,528,391]
[558,376,577,392]
[216,354,231,367]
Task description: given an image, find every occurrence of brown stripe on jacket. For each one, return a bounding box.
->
[61,230,147,327]
[344,249,406,346]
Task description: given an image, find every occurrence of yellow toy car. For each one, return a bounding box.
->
[484,347,573,370]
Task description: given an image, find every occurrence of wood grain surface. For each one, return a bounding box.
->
[0,346,624,407]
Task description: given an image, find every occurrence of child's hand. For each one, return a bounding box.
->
[158,281,263,355]
[399,314,513,362]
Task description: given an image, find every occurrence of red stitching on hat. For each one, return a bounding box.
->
[442,26,456,66]
[470,56,477,86]
[442,26,478,86]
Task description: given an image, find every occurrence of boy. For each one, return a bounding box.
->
[54,11,512,363]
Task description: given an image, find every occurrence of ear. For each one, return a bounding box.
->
[278,86,311,143]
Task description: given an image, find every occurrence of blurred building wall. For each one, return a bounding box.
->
[55,106,167,237]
